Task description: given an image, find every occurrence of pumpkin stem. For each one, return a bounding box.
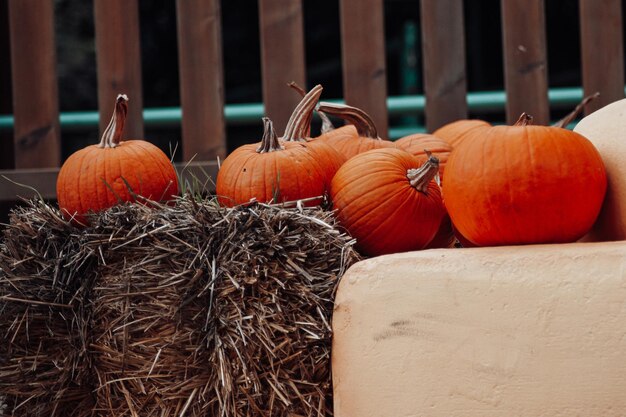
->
[98,94,128,148]
[287,81,335,133]
[407,151,440,194]
[283,84,323,141]
[553,91,600,128]
[316,102,379,139]
[257,117,283,153]
[514,113,534,127]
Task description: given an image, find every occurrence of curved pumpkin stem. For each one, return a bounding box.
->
[287,81,335,133]
[98,94,128,148]
[407,151,440,194]
[514,112,533,127]
[553,92,600,128]
[283,84,323,141]
[316,102,379,139]
[257,117,284,153]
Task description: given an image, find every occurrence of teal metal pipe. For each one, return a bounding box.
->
[0,87,591,131]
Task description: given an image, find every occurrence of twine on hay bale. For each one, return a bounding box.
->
[0,196,359,416]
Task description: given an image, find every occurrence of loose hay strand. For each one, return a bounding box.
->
[0,196,359,416]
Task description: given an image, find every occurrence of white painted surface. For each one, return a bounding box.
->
[575,100,626,241]
[332,242,626,417]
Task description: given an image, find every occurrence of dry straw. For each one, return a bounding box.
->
[0,196,359,416]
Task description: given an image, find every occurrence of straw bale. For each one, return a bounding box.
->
[0,196,359,416]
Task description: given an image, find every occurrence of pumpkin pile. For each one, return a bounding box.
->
[214,86,613,255]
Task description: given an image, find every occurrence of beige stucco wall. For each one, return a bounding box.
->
[332,241,626,417]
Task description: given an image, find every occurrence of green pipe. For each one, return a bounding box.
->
[0,87,591,131]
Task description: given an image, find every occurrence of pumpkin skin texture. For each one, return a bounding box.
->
[432,119,491,148]
[574,98,626,242]
[56,95,179,226]
[443,114,607,246]
[331,148,445,256]
[216,118,332,207]
[394,133,451,179]
[316,102,394,160]
[281,85,347,184]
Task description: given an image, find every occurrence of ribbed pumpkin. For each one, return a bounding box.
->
[331,148,445,256]
[316,102,394,160]
[281,84,347,183]
[56,94,179,226]
[216,85,345,207]
[443,113,607,246]
[394,133,451,179]
[433,119,491,148]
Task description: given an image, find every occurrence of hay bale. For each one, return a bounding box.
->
[0,200,96,417]
[0,197,359,416]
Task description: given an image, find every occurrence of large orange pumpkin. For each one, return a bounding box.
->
[56,94,179,225]
[443,113,607,246]
[331,148,445,256]
[316,102,394,160]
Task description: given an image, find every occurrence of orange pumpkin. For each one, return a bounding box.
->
[432,119,491,148]
[394,133,451,179]
[281,84,346,183]
[217,84,346,207]
[56,94,179,225]
[331,148,445,256]
[443,113,607,246]
[316,102,394,160]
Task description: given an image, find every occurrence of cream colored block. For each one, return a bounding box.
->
[332,242,626,417]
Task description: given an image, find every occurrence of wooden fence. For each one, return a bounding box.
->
[0,0,624,203]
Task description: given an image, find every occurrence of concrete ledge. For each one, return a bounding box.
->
[332,241,626,417]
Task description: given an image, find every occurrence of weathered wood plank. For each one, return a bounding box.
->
[340,0,388,137]
[501,0,549,125]
[579,0,624,115]
[176,0,227,161]
[8,0,60,169]
[420,0,467,132]
[0,161,220,201]
[258,0,306,134]
[94,0,144,139]
[0,0,14,169]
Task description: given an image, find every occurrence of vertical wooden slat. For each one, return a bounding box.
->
[258,0,306,134]
[579,0,624,115]
[94,0,143,139]
[501,0,549,125]
[340,0,388,137]
[1,0,14,170]
[420,0,467,132]
[176,0,226,161]
[8,0,60,169]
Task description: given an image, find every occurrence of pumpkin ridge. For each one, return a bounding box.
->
[129,141,169,198]
[133,140,173,195]
[76,149,90,220]
[331,167,407,200]
[337,181,410,230]
[233,151,259,205]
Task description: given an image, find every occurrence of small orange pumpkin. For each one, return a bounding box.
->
[217,84,347,207]
[394,133,451,179]
[56,94,179,225]
[331,148,445,256]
